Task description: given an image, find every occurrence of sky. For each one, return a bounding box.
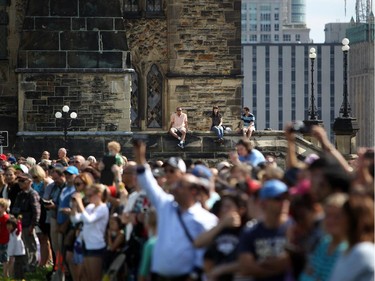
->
[306,0,357,43]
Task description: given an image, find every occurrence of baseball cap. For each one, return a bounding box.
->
[7,156,16,164]
[189,165,213,193]
[152,168,165,178]
[16,173,33,181]
[163,157,186,173]
[64,165,79,175]
[259,179,288,200]
[14,164,29,174]
[217,161,231,171]
[0,154,6,161]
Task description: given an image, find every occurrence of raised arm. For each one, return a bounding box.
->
[311,125,353,172]
[284,123,302,169]
[133,141,173,210]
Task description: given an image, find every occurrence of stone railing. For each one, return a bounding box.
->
[15,130,321,167]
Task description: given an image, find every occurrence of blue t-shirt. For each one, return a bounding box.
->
[56,185,75,225]
[238,221,290,281]
[238,148,266,167]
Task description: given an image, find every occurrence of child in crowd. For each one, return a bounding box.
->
[6,215,26,280]
[0,198,10,278]
[138,208,158,281]
[105,213,125,269]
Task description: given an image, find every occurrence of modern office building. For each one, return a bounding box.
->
[241,0,310,44]
[324,22,352,43]
[243,44,345,139]
[346,16,375,146]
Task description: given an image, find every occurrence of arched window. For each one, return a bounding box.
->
[124,0,139,12]
[0,10,8,59]
[146,0,162,12]
[146,64,163,128]
[130,71,140,128]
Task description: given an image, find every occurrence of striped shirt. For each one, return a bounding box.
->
[299,235,348,281]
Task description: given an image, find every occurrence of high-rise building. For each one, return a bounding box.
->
[346,12,375,147]
[324,22,352,43]
[241,0,310,44]
[243,44,345,139]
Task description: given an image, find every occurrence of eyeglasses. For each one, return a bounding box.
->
[165,168,176,174]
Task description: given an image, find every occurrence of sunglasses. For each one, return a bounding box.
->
[74,182,83,187]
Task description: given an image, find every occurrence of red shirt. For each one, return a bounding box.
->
[0,213,10,244]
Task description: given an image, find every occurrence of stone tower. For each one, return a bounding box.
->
[0,0,242,156]
[124,0,243,131]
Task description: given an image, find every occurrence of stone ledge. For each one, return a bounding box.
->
[15,68,135,73]
[14,130,321,168]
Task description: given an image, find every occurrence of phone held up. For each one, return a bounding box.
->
[289,120,312,134]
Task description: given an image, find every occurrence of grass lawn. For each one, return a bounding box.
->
[25,266,52,281]
[1,265,52,281]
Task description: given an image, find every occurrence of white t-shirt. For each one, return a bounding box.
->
[329,242,375,281]
[72,203,109,250]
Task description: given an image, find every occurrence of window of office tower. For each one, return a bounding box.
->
[260,4,271,11]
[283,34,291,42]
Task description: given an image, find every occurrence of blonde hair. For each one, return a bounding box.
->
[88,183,108,202]
[29,165,46,182]
[107,141,121,153]
[0,198,10,210]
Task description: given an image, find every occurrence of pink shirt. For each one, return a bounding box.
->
[170,112,187,129]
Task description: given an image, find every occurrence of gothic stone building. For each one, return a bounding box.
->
[0,0,242,155]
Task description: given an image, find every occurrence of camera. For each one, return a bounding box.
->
[289,121,312,134]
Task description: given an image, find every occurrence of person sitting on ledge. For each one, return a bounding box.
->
[169,107,188,149]
[240,107,255,140]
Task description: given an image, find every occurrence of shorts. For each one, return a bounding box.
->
[170,127,186,134]
[0,243,9,263]
[82,241,106,257]
[83,247,106,257]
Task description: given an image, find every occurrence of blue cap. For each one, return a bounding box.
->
[7,156,16,164]
[259,180,288,199]
[64,165,79,175]
[190,165,212,180]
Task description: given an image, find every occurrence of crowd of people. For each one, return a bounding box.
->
[0,122,373,281]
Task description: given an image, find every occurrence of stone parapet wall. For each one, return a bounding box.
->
[168,77,242,131]
[18,72,132,132]
[13,130,321,168]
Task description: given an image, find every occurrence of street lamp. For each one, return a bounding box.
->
[308,47,318,120]
[340,38,351,118]
[55,105,77,146]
